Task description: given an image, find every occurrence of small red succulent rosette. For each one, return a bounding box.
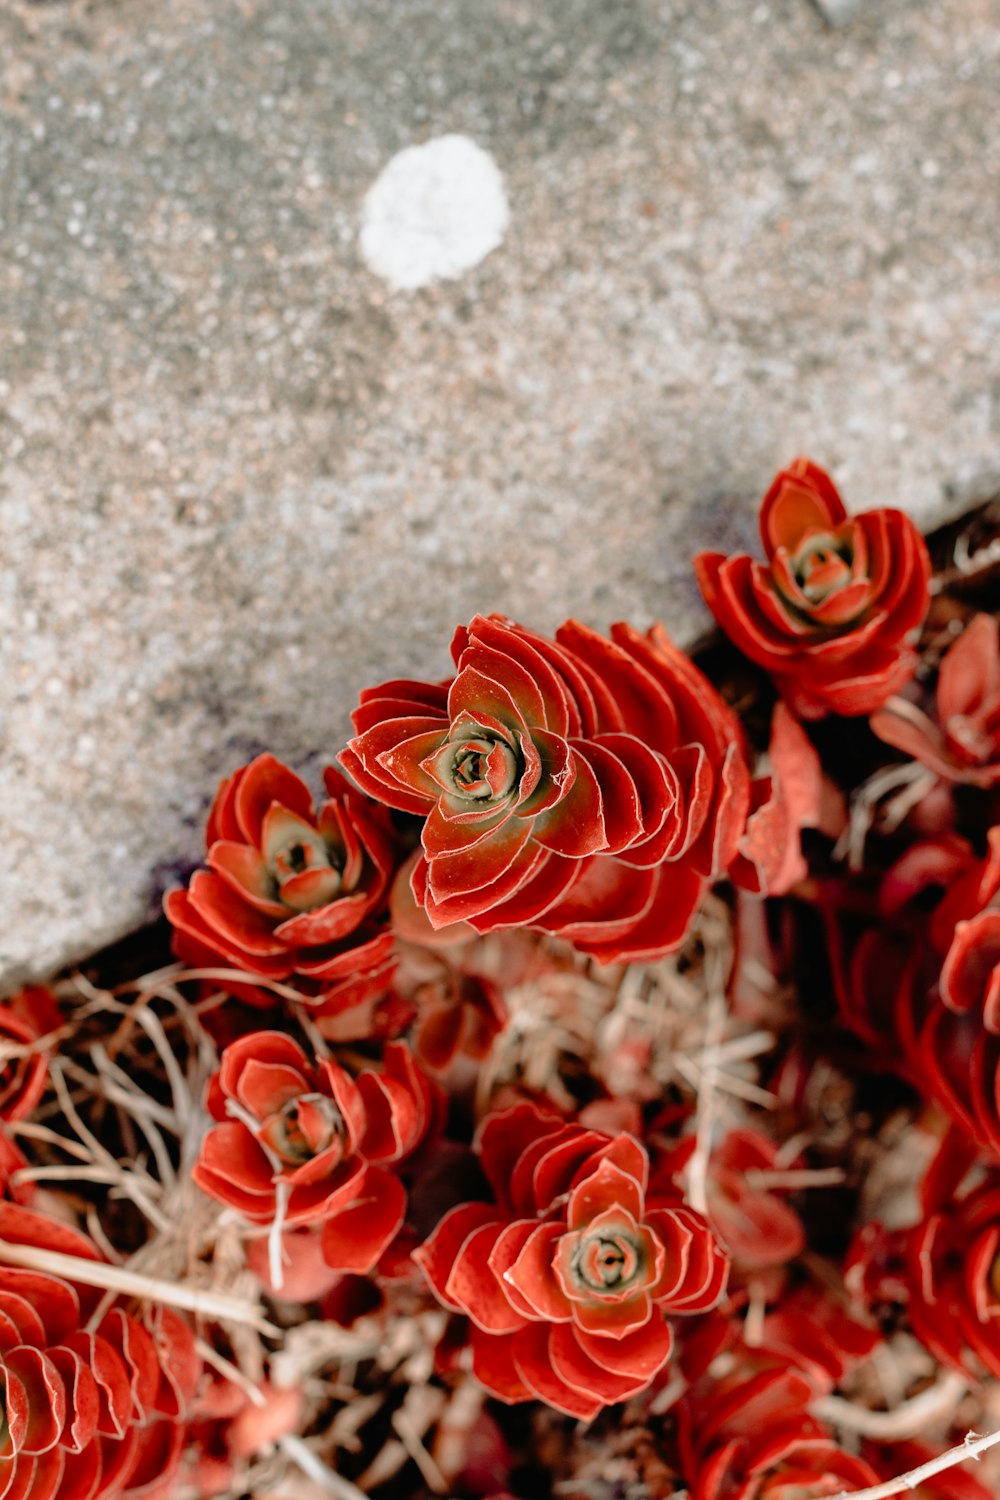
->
[193,1032,440,1274]
[0,985,62,1123]
[829,827,1000,1156]
[340,612,750,963]
[676,1295,881,1500]
[0,1202,200,1500]
[414,1102,728,1419]
[872,613,1000,787]
[695,458,930,719]
[900,1170,1000,1382]
[165,754,397,1006]
[684,1380,880,1500]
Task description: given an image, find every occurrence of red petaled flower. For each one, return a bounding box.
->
[193,1032,440,1273]
[695,458,930,718]
[340,613,750,963]
[165,755,397,1004]
[0,986,62,1123]
[0,1202,200,1500]
[412,966,508,1075]
[414,1102,728,1419]
[872,614,1000,787]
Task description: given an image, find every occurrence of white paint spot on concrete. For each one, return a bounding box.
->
[360,134,509,291]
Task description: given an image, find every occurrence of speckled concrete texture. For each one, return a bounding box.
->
[2,0,999,980]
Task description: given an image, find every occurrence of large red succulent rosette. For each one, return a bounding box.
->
[415,1102,728,1419]
[0,1203,199,1500]
[340,612,750,963]
[165,754,397,1010]
[695,458,930,718]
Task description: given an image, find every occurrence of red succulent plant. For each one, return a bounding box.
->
[414,1102,728,1418]
[0,1202,200,1500]
[725,701,843,898]
[193,1032,440,1274]
[683,1381,880,1500]
[695,458,931,718]
[901,1171,1000,1381]
[676,1294,881,1500]
[165,755,397,1007]
[871,613,1000,787]
[660,1127,806,1275]
[0,985,62,1123]
[829,827,1000,1157]
[340,613,750,962]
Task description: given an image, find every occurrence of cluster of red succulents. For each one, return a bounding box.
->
[13,458,1000,1499]
[828,826,1000,1155]
[0,1202,200,1500]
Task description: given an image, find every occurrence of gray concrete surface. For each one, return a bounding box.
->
[2,0,999,981]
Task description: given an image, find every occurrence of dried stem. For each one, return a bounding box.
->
[277,1435,370,1500]
[0,1237,278,1334]
[686,983,728,1216]
[834,1426,1000,1500]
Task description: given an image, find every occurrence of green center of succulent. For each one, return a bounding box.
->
[792,535,853,603]
[573,1231,641,1295]
[446,736,519,802]
[262,814,348,912]
[269,1093,343,1164]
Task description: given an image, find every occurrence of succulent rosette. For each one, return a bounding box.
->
[899,1174,1000,1381]
[414,1102,728,1419]
[872,613,1000,787]
[193,1031,440,1273]
[165,754,397,1006]
[695,458,931,718]
[182,1378,303,1498]
[340,613,750,962]
[686,1391,879,1500]
[676,1297,881,1500]
[829,827,1000,1156]
[0,1202,200,1500]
